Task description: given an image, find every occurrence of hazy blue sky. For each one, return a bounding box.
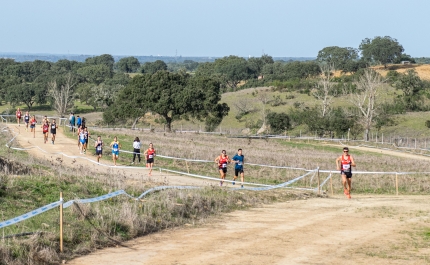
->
[1,0,429,57]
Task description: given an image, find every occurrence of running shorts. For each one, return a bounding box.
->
[341,170,352,178]
[96,149,103,155]
[219,168,227,174]
[235,168,244,176]
[50,130,56,135]
[147,158,154,164]
[112,150,119,156]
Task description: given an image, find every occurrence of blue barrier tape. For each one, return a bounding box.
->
[0,201,62,228]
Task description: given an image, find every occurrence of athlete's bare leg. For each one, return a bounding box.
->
[112,154,117,166]
[240,172,244,187]
[148,163,153,176]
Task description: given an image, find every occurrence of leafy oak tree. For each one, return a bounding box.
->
[317,46,358,72]
[359,36,404,68]
[116,57,140,73]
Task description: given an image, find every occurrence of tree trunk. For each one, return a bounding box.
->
[165,116,172,132]
[364,128,369,141]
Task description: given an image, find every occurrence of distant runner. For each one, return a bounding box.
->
[15,108,22,126]
[50,119,58,144]
[82,127,89,154]
[79,127,86,154]
[42,120,49,144]
[232,148,245,188]
[215,150,230,186]
[29,115,37,138]
[69,113,76,133]
[77,125,83,150]
[144,143,156,176]
[132,137,142,165]
[109,136,121,166]
[336,147,356,199]
[76,115,82,128]
[94,135,103,163]
[24,111,30,131]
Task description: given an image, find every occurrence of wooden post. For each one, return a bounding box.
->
[317,168,320,195]
[329,171,333,196]
[415,138,417,150]
[59,191,63,253]
[395,173,398,196]
[382,133,383,144]
[185,160,190,174]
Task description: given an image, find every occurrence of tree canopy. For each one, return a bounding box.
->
[359,36,404,68]
[317,46,359,72]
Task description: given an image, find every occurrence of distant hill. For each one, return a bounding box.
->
[0,52,315,63]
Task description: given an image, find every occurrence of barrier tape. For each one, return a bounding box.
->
[0,170,314,229]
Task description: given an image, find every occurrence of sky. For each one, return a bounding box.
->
[1,0,429,57]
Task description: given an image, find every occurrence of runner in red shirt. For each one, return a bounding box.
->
[15,108,22,126]
[144,143,156,176]
[336,147,356,199]
[215,150,230,186]
[29,116,37,138]
[41,120,49,144]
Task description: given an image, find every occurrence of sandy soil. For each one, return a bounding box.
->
[6,123,430,264]
[69,195,430,265]
[5,123,209,187]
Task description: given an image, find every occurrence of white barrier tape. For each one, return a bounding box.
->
[0,170,317,229]
[316,174,332,191]
[0,201,62,228]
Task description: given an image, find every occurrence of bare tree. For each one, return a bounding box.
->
[312,65,336,117]
[257,90,270,126]
[233,98,257,116]
[346,69,384,141]
[48,73,78,117]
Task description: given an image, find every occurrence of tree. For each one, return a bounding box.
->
[105,71,229,132]
[266,112,290,134]
[48,72,79,117]
[359,36,404,68]
[248,54,274,77]
[346,69,384,141]
[77,64,112,85]
[312,65,336,117]
[140,60,167,74]
[85,54,115,72]
[317,46,359,72]
[214,56,251,90]
[116,57,140,73]
[395,69,423,111]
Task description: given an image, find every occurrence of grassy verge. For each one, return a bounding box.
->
[0,128,311,265]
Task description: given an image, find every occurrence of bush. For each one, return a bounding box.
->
[266,112,290,134]
[425,120,430,129]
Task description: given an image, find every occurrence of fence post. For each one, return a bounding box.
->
[317,168,320,195]
[329,171,333,196]
[59,191,64,253]
[395,173,398,196]
[185,160,190,174]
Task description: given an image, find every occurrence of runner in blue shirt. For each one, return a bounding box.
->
[232,148,245,188]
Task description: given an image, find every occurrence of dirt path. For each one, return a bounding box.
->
[69,195,430,265]
[5,124,209,187]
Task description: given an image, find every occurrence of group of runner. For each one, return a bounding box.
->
[16,108,58,144]
[16,108,356,197]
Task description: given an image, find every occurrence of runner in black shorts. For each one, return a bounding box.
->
[144,143,156,176]
[232,148,245,188]
[94,135,103,163]
[214,150,230,186]
[336,147,356,199]
[50,119,58,144]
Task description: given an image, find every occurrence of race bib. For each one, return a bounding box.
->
[342,164,351,171]
[222,163,227,168]
[149,155,153,159]
[113,148,118,152]
[97,146,102,151]
[237,162,242,166]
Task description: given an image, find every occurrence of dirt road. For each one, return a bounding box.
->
[69,195,430,265]
[5,124,209,187]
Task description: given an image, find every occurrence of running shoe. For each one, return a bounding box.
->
[241,185,244,188]
[220,181,223,186]
[232,181,235,185]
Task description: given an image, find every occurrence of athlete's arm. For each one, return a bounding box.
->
[214,156,220,163]
[350,156,356,167]
[118,142,122,149]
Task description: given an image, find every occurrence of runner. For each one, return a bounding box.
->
[50,119,58,144]
[76,115,82,128]
[232,148,245,188]
[77,125,83,150]
[24,111,30,131]
[84,127,90,152]
[94,135,103,163]
[42,115,49,125]
[144,143,156,176]
[15,108,22,126]
[41,120,49,144]
[69,113,76,133]
[132,137,141,165]
[215,150,230,186]
[336,147,356,199]
[78,127,86,154]
[29,115,37,138]
[109,136,122,166]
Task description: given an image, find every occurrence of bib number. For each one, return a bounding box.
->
[222,163,227,168]
[113,148,118,152]
[237,162,242,166]
[342,164,351,172]
[149,155,153,159]
[97,146,102,151]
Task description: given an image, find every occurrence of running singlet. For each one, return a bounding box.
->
[24,115,30,123]
[30,119,36,126]
[147,149,155,159]
[112,142,119,152]
[79,132,86,142]
[341,155,352,172]
[96,140,103,151]
[43,124,49,133]
[16,111,21,118]
[51,123,57,132]
[218,156,228,169]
